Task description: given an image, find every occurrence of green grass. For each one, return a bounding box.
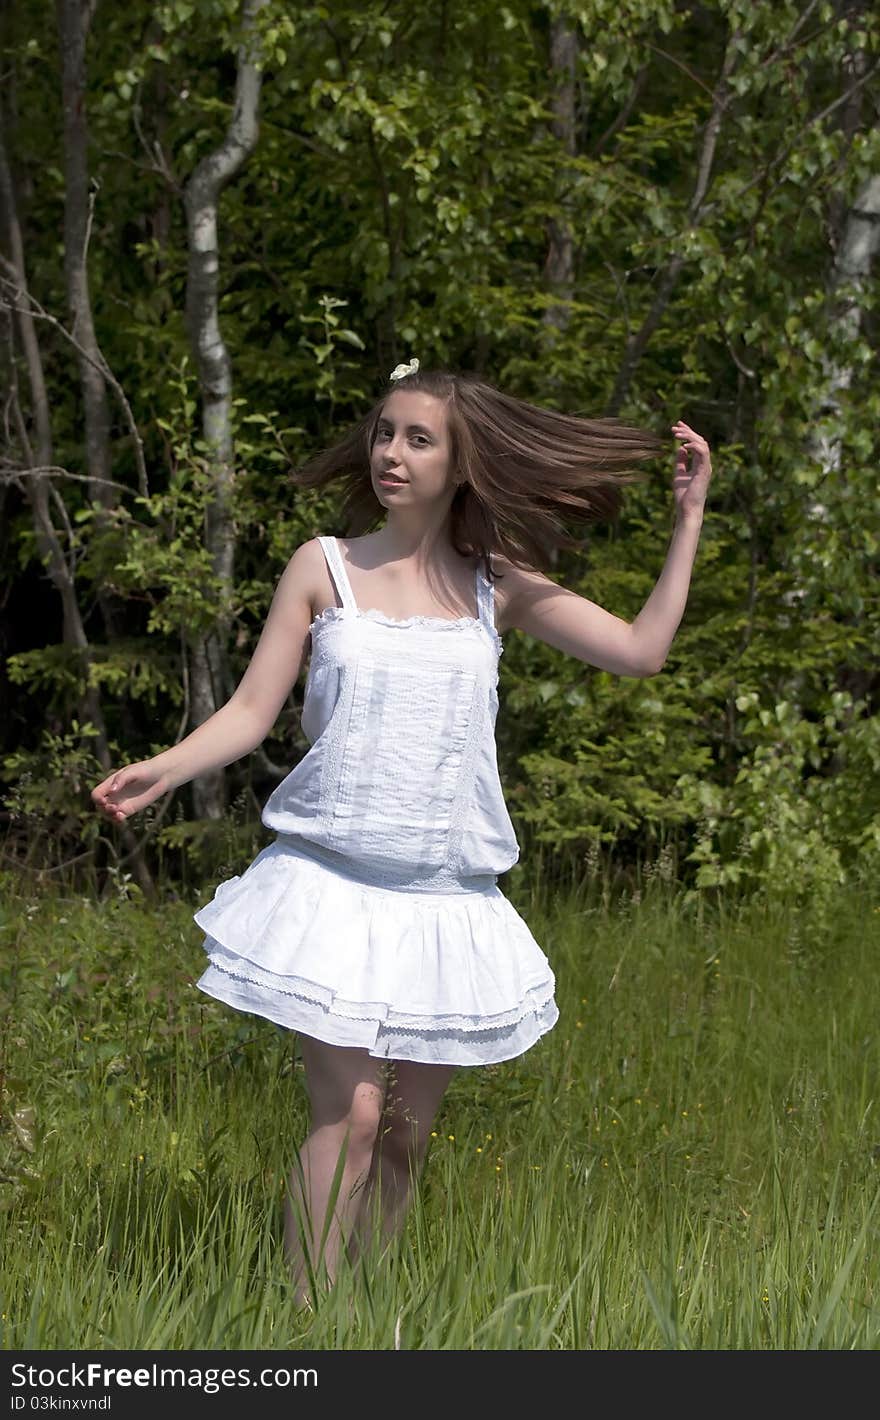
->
[1,860,878,1349]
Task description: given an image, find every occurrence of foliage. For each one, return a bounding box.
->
[1,0,878,901]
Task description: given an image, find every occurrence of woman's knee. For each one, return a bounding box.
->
[341,1087,386,1155]
[299,1036,387,1149]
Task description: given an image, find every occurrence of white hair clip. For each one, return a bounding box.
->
[388,357,420,382]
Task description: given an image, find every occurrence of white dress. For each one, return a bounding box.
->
[192,535,559,1065]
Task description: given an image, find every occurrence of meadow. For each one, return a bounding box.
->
[1,855,877,1350]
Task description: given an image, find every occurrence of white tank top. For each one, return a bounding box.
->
[260,536,521,893]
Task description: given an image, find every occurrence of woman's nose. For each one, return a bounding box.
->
[384,436,404,462]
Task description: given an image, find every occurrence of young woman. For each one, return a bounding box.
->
[91,360,712,1307]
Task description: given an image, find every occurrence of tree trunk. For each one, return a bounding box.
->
[0,119,155,897]
[181,0,266,822]
[785,11,878,714]
[542,15,578,337]
[809,170,880,478]
[807,21,877,484]
[56,0,114,516]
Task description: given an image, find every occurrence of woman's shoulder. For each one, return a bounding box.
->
[290,535,330,567]
[280,537,334,624]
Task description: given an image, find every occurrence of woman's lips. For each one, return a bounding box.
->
[378,475,407,486]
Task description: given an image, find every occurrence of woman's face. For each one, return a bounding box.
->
[370,390,457,507]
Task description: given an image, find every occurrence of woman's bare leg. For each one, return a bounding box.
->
[285,1035,390,1307]
[351,1057,456,1262]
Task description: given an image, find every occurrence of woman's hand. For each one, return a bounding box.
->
[91,760,169,824]
[671,421,712,520]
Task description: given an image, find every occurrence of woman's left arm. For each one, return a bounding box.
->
[501,422,713,677]
[629,421,712,674]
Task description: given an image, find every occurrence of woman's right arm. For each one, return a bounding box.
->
[91,538,322,823]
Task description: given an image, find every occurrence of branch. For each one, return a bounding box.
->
[592,63,649,157]
[102,788,179,871]
[704,58,880,221]
[259,116,345,164]
[607,31,739,414]
[0,462,135,495]
[603,260,631,339]
[130,92,181,192]
[651,0,824,90]
[0,269,149,497]
[48,474,77,574]
[0,127,53,466]
[757,0,842,73]
[642,43,719,103]
[184,0,267,212]
[1,846,97,875]
[108,626,224,869]
[252,744,291,782]
[720,326,757,380]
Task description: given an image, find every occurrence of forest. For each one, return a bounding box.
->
[2,0,878,907]
[1,0,880,1356]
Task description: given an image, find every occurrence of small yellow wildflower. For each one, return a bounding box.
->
[476,1147,483,1154]
[430,1131,438,1137]
[485,1132,492,1141]
[447,1134,455,1141]
[575,1020,583,1028]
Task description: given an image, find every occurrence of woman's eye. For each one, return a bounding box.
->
[378,429,428,446]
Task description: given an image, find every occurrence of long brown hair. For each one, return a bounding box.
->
[291,368,663,581]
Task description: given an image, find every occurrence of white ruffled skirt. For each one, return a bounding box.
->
[192,836,559,1066]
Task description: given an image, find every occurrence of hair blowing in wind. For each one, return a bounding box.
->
[290,368,663,576]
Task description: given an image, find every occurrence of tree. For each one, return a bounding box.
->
[181,0,267,821]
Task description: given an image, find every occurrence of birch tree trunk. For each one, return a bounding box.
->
[790,14,879,650]
[182,0,266,822]
[808,170,880,479]
[806,21,878,484]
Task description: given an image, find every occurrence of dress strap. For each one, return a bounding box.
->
[318,536,359,611]
[475,552,496,633]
